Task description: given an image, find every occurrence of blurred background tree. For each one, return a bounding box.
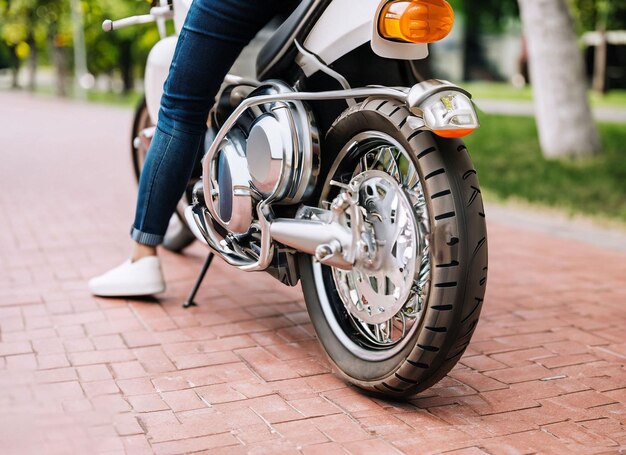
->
[0,0,72,93]
[0,0,158,95]
[572,1,626,93]
[572,0,626,32]
[448,0,520,81]
[83,0,160,93]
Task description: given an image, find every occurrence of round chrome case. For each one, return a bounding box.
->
[244,82,320,204]
[246,114,286,195]
[209,130,253,235]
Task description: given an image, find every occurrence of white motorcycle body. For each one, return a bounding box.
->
[112,0,487,399]
[144,37,178,124]
[143,0,429,123]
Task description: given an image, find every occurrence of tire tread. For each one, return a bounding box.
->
[303,98,488,397]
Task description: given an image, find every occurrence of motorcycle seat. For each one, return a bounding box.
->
[256,0,332,81]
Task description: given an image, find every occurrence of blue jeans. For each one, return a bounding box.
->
[131,0,298,246]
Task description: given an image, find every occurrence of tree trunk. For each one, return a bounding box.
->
[49,31,67,97]
[592,32,607,94]
[9,46,20,89]
[592,5,609,94]
[119,40,134,94]
[53,46,67,97]
[517,0,601,158]
[11,66,20,89]
[462,9,484,81]
[26,34,37,92]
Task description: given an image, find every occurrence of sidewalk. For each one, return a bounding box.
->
[1,91,625,454]
[476,99,626,123]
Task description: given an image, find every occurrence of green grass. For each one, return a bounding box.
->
[85,89,142,107]
[464,82,626,109]
[464,114,626,222]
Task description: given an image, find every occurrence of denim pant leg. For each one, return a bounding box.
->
[131,0,299,246]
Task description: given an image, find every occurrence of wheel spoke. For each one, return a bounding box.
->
[330,138,431,350]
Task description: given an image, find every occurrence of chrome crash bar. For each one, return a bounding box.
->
[198,87,407,272]
[193,81,472,272]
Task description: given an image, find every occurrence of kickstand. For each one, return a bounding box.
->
[182,253,214,309]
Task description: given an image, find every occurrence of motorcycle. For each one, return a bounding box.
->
[104,0,488,398]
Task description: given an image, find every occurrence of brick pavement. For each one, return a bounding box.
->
[1,91,625,455]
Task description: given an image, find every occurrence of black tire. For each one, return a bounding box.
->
[131,97,196,253]
[299,98,488,398]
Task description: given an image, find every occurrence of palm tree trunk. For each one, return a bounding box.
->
[517,0,601,158]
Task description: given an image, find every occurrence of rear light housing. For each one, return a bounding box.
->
[408,80,480,138]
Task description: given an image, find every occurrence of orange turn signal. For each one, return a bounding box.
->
[378,0,454,44]
[433,128,475,138]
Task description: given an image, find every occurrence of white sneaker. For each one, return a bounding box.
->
[88,256,165,297]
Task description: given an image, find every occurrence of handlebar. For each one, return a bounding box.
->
[102,6,173,32]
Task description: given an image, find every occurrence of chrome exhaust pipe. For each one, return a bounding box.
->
[270,219,354,270]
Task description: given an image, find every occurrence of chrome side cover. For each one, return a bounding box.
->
[245,82,320,204]
[204,82,320,234]
[211,129,253,235]
[246,114,286,195]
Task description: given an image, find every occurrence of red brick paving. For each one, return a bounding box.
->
[1,91,626,454]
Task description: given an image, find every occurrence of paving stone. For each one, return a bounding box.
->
[458,355,507,372]
[195,383,248,404]
[35,367,78,384]
[232,422,280,445]
[82,379,121,397]
[235,346,301,382]
[128,393,170,413]
[110,361,148,379]
[5,353,38,370]
[323,387,386,416]
[441,448,491,455]
[287,396,343,418]
[543,421,620,448]
[545,390,618,410]
[0,341,33,356]
[604,388,626,405]
[116,377,156,396]
[161,389,207,412]
[480,429,570,455]
[343,438,403,454]
[310,414,373,443]
[2,92,626,454]
[301,442,350,455]
[151,433,239,455]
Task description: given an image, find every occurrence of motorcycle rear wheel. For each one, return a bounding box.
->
[299,99,488,397]
[131,97,196,253]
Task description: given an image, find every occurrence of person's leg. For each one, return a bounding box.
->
[131,0,297,250]
[90,0,298,296]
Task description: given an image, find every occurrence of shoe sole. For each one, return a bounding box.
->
[90,283,166,298]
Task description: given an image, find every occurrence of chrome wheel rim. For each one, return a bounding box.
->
[313,131,431,361]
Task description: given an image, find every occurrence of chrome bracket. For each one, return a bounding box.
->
[270,176,378,271]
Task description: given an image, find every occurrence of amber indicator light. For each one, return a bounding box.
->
[379,0,454,44]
